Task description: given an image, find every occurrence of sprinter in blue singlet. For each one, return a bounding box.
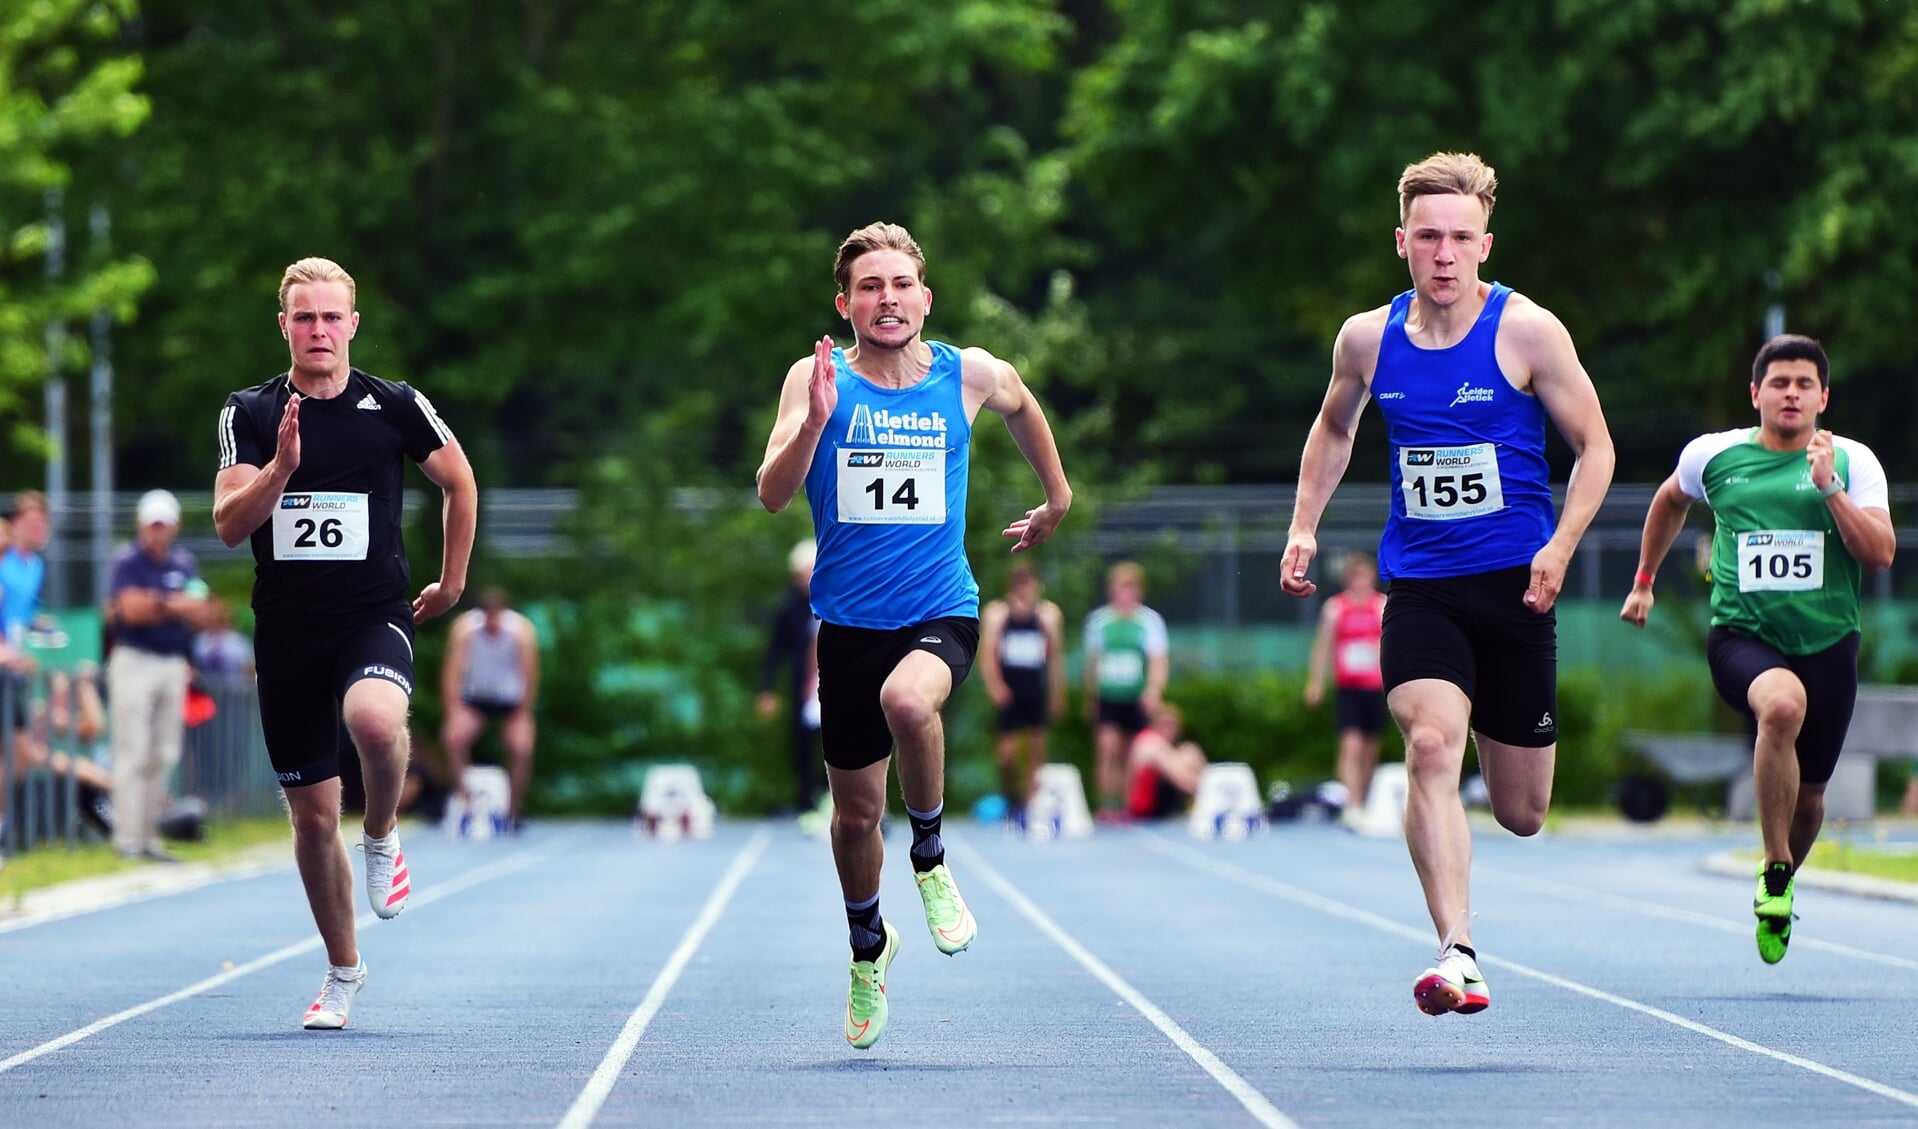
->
[756,222,1073,1050]
[1279,153,1616,1019]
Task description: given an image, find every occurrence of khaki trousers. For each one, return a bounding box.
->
[108,647,189,855]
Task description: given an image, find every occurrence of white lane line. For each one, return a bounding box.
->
[1142,833,1918,1112]
[0,837,570,1075]
[954,841,1299,1129]
[1475,863,1918,973]
[557,827,772,1129]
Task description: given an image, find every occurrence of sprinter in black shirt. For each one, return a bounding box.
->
[214,256,476,1031]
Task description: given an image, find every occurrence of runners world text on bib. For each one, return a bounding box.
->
[836,448,947,525]
[273,492,371,560]
[1398,443,1506,521]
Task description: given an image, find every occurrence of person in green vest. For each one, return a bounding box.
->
[1082,561,1169,819]
[1621,334,1895,965]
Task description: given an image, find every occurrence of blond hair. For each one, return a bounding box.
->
[9,490,47,520]
[1107,560,1145,589]
[1397,152,1498,226]
[833,222,925,294]
[278,257,357,312]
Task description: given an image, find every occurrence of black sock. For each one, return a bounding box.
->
[1763,861,1793,898]
[846,895,886,963]
[1453,943,1477,960]
[906,803,944,873]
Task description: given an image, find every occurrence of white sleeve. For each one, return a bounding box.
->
[1674,429,1749,502]
[1835,437,1890,512]
[1140,608,1170,657]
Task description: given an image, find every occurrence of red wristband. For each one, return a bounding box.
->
[1634,570,1656,587]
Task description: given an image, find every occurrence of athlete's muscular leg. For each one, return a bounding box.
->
[1391,679,1477,948]
[1790,780,1827,870]
[503,708,537,820]
[1748,668,1809,868]
[828,759,891,902]
[285,778,357,967]
[1475,737,1555,838]
[884,650,954,816]
[344,679,411,840]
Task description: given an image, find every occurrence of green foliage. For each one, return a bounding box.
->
[0,0,152,450]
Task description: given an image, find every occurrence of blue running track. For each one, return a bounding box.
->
[2,819,1915,1127]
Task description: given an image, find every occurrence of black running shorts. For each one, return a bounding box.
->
[816,617,978,771]
[254,606,417,787]
[1379,565,1558,748]
[1335,687,1387,736]
[1707,627,1859,785]
[1094,698,1150,736]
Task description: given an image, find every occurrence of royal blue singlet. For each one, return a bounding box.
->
[1370,283,1554,581]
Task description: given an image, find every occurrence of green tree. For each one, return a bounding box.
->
[1054,0,1918,482]
[0,0,152,460]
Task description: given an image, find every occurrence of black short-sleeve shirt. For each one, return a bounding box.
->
[218,368,453,618]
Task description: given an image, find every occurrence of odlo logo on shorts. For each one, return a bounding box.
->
[1534,712,1553,731]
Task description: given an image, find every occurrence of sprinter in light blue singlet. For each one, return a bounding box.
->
[756,222,1072,1051]
[803,342,977,629]
[1280,154,1615,1020]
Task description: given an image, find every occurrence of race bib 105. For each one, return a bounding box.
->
[1736,529,1824,593]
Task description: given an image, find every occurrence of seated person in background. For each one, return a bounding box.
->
[440,587,540,828]
[1125,702,1209,820]
[191,600,255,679]
[13,663,116,840]
[397,729,455,826]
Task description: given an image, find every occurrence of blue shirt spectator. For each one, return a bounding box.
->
[1,491,50,649]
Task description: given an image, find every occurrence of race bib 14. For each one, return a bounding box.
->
[836,448,946,525]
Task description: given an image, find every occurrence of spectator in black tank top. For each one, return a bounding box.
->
[977,563,1065,824]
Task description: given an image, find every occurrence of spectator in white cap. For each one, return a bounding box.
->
[106,489,219,861]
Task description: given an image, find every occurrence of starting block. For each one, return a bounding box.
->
[1188,762,1267,840]
[1025,763,1094,840]
[1350,762,1409,838]
[637,763,716,840]
[443,765,513,840]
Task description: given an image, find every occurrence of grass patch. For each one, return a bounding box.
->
[1,815,290,906]
[1739,840,1918,884]
[1801,840,1918,883]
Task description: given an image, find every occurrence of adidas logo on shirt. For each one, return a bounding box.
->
[357,394,381,411]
